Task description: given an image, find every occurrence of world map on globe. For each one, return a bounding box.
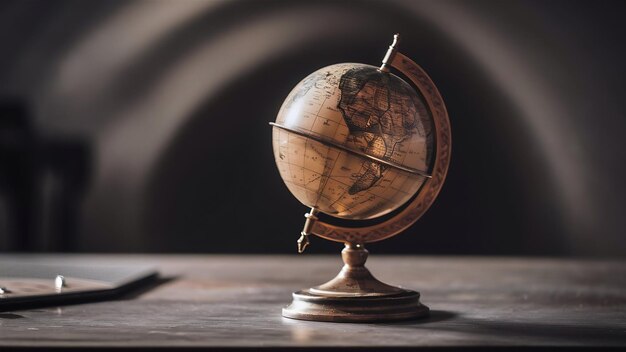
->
[272,63,434,220]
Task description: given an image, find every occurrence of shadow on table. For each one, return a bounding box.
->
[419,309,457,324]
[118,276,177,300]
[381,310,626,345]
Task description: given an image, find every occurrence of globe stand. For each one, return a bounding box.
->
[282,243,429,322]
[276,34,451,323]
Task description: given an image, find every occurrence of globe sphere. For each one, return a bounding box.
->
[272,63,434,220]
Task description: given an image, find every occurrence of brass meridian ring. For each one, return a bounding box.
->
[309,52,452,244]
[270,122,431,178]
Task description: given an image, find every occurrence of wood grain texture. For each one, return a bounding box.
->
[0,254,625,349]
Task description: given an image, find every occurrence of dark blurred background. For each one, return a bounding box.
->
[0,0,624,256]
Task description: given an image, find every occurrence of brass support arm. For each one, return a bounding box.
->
[297,208,319,253]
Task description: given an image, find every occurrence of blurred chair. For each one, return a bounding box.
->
[0,100,90,251]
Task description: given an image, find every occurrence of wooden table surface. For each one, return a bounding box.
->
[0,254,625,349]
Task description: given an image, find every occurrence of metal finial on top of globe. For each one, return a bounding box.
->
[270,34,451,322]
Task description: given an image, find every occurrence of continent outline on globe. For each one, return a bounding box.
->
[336,65,433,196]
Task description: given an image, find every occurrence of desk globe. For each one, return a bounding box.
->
[271,34,451,322]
